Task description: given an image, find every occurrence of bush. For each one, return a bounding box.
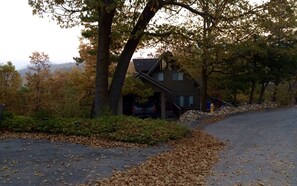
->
[93,116,188,145]
[0,115,188,145]
[34,109,53,120]
[2,115,37,132]
[2,111,14,120]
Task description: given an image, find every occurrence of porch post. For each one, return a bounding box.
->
[161,92,166,119]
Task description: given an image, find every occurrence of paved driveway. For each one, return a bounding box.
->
[0,139,168,185]
[205,107,297,185]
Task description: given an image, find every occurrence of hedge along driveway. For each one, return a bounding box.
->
[0,138,169,186]
[1,116,188,145]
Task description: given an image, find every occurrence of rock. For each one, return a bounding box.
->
[179,102,278,122]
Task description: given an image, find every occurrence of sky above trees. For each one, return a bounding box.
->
[0,0,81,69]
[0,0,264,70]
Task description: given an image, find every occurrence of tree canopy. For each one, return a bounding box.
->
[28,0,220,116]
[27,0,297,115]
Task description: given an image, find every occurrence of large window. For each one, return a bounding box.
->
[153,72,164,81]
[176,96,193,107]
[172,72,183,80]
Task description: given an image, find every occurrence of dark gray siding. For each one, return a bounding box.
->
[152,69,200,110]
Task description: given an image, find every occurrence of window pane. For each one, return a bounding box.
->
[176,96,184,107]
[172,73,177,80]
[189,96,193,106]
[159,73,164,81]
[179,96,184,107]
[153,72,164,81]
[178,72,183,80]
[173,72,183,80]
[184,96,189,106]
[181,96,194,107]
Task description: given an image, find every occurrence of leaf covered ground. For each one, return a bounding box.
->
[0,131,146,148]
[0,128,225,185]
[89,130,225,186]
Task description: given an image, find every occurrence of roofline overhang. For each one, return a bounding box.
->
[137,72,173,94]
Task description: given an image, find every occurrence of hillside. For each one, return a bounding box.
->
[18,62,84,77]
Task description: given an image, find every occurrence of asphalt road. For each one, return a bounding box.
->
[0,139,169,186]
[205,107,297,185]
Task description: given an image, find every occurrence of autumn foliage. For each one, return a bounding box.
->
[0,62,21,112]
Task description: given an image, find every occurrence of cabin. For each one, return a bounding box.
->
[120,55,201,119]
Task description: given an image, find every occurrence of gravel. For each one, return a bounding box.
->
[205,107,297,185]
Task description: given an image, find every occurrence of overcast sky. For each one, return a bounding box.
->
[0,1,82,69]
[0,1,264,70]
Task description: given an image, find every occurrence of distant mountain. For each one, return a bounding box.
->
[18,62,84,77]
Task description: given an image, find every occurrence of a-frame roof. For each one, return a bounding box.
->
[133,58,159,73]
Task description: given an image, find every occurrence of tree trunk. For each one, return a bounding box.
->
[90,99,95,119]
[272,83,278,102]
[258,81,268,104]
[109,1,162,115]
[288,79,297,92]
[233,90,237,106]
[94,5,115,117]
[248,80,256,104]
[199,2,211,112]
[200,66,208,111]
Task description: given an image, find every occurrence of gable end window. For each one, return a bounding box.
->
[172,72,183,81]
[153,72,164,81]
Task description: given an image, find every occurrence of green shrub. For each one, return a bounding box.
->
[0,115,188,145]
[2,116,37,132]
[34,109,52,120]
[96,116,188,145]
[2,111,14,120]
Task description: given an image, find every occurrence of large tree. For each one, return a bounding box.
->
[218,0,297,104]
[25,52,51,114]
[154,0,264,110]
[28,0,212,117]
[0,62,21,109]
[259,0,297,103]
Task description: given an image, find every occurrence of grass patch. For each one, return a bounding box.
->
[0,115,188,145]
